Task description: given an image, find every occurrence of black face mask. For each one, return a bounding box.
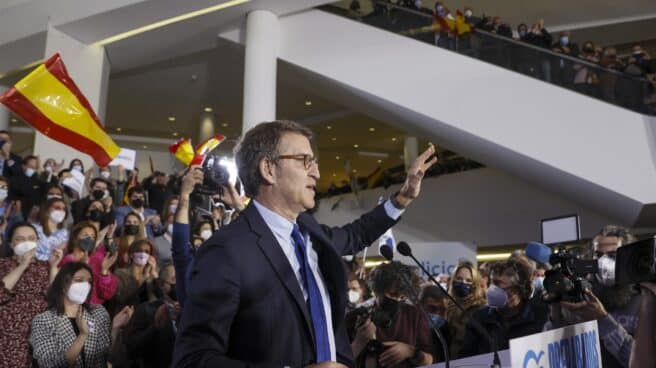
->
[379,296,401,316]
[130,198,144,208]
[78,237,95,252]
[124,224,139,235]
[92,190,106,200]
[87,209,104,222]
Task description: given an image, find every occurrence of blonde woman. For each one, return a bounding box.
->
[445,261,486,359]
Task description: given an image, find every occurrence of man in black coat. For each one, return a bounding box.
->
[0,130,22,179]
[173,121,437,367]
[9,155,45,218]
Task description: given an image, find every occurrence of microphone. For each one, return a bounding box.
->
[525,241,552,266]
[378,249,450,368]
[395,241,502,368]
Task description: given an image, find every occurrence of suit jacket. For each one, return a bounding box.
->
[173,202,398,367]
[30,305,112,368]
[1,152,22,179]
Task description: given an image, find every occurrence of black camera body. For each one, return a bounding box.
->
[352,306,394,356]
[194,153,230,196]
[616,238,656,285]
[543,248,597,303]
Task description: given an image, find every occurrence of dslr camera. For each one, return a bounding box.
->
[351,306,395,355]
[193,152,231,196]
[615,238,656,285]
[543,247,598,303]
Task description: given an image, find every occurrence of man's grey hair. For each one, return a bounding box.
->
[234,120,313,198]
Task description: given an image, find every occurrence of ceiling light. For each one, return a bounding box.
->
[331,137,337,141]
[335,156,340,160]
[326,125,332,130]
[392,137,397,142]
[204,107,213,112]
[369,127,375,132]
[172,132,179,137]
[477,253,512,261]
[332,173,336,177]
[142,145,148,149]
[93,0,251,46]
[305,100,312,106]
[116,127,122,132]
[10,118,17,123]
[352,169,357,173]
[353,144,359,148]
[377,159,382,164]
[168,116,176,122]
[221,123,229,127]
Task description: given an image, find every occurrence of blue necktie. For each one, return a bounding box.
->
[291,224,331,362]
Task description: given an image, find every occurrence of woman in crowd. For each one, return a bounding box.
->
[0,176,23,248]
[445,261,486,359]
[39,158,63,186]
[69,158,84,174]
[113,239,159,311]
[0,222,62,367]
[45,184,66,201]
[82,199,115,244]
[347,273,372,312]
[115,212,146,267]
[34,197,70,261]
[30,262,133,368]
[60,222,119,305]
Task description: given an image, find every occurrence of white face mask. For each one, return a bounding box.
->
[13,241,37,257]
[132,252,150,266]
[24,168,35,177]
[166,223,174,234]
[200,229,213,241]
[0,188,7,202]
[465,9,473,17]
[100,171,111,179]
[49,210,66,224]
[348,290,361,304]
[47,194,63,200]
[597,255,616,286]
[67,281,91,305]
[44,165,53,173]
[72,165,83,172]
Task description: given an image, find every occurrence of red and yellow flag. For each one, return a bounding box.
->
[0,53,120,166]
[169,134,226,167]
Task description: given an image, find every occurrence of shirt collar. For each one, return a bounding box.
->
[252,200,296,240]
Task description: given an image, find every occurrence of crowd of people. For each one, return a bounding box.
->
[0,119,654,368]
[343,0,656,112]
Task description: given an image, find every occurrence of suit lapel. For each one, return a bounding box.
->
[244,204,315,344]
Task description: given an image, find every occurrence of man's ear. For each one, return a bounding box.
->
[259,158,276,186]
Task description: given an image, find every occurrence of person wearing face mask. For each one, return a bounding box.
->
[124,262,179,368]
[346,261,435,367]
[0,130,23,180]
[347,274,373,313]
[0,222,62,367]
[30,262,134,368]
[152,196,178,265]
[547,225,640,368]
[71,177,114,224]
[34,198,70,261]
[115,212,147,267]
[60,222,119,306]
[0,176,23,248]
[142,171,173,216]
[115,186,162,239]
[113,239,159,313]
[39,158,63,185]
[460,259,548,358]
[419,285,448,329]
[432,3,456,50]
[445,262,486,359]
[69,158,85,174]
[9,155,46,219]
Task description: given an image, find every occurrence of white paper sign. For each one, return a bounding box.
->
[61,168,85,195]
[370,241,477,277]
[509,320,601,368]
[108,148,136,170]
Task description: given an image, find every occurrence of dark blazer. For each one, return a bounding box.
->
[173,202,398,367]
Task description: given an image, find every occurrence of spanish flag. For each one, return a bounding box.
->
[169,134,226,167]
[0,53,120,166]
[455,10,472,36]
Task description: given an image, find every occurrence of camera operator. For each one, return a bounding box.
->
[460,258,548,358]
[550,225,640,368]
[345,261,434,368]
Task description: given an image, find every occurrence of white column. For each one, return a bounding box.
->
[33,24,110,168]
[404,136,418,171]
[199,112,215,142]
[242,10,279,133]
[0,86,9,131]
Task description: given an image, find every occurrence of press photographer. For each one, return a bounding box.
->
[547,225,640,368]
[345,261,434,368]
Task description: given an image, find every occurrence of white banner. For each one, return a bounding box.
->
[368,241,477,277]
[108,148,136,170]
[509,320,601,368]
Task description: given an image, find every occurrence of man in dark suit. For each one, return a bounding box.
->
[0,130,23,179]
[173,120,436,367]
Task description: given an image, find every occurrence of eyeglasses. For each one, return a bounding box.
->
[275,154,318,170]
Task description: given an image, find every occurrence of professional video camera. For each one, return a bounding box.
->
[616,238,656,285]
[543,247,598,303]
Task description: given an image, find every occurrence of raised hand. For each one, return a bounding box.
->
[395,144,438,208]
